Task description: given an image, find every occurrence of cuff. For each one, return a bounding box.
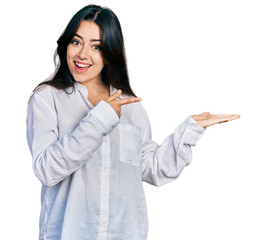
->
[90,100,120,134]
[176,116,206,146]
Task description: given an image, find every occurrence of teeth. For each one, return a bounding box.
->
[75,62,91,68]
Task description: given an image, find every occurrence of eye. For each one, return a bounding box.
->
[93,45,101,51]
[70,39,80,45]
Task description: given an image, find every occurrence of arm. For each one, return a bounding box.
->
[26,92,119,187]
[139,105,206,187]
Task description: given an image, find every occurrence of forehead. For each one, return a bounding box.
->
[75,21,101,39]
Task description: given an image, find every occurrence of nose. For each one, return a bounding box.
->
[78,45,91,60]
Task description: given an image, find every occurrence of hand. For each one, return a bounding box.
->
[191,112,240,128]
[105,90,142,118]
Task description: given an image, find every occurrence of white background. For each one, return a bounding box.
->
[0,0,265,239]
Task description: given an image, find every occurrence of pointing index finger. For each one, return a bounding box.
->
[107,89,122,101]
[117,97,142,106]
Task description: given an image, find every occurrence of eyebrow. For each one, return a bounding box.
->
[74,34,101,42]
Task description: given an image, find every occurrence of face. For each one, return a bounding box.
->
[67,21,105,86]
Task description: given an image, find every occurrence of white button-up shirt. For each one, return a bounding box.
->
[26,82,205,240]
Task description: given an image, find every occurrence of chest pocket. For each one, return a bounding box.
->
[119,124,141,166]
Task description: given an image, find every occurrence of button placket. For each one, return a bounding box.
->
[97,135,111,240]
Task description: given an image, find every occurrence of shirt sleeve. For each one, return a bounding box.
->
[138,104,206,186]
[26,92,119,187]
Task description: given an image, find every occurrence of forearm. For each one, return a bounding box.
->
[28,100,119,186]
[141,116,206,186]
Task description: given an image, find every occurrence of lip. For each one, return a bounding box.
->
[75,61,92,65]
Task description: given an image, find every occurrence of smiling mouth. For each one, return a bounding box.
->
[74,61,92,68]
[74,61,92,73]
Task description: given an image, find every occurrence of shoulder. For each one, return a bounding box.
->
[31,84,67,98]
[27,85,67,114]
[122,97,151,129]
[29,84,70,105]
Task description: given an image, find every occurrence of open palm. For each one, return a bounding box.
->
[192,112,240,128]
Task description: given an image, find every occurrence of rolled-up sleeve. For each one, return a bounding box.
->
[26,92,119,187]
[139,105,206,186]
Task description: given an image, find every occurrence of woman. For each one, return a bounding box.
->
[26,4,240,240]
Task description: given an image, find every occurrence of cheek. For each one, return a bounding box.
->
[66,46,77,60]
[66,48,71,62]
[66,47,75,69]
[94,54,105,66]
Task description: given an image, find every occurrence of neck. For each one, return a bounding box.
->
[79,80,110,96]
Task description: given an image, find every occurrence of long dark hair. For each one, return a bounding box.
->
[35,4,136,97]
